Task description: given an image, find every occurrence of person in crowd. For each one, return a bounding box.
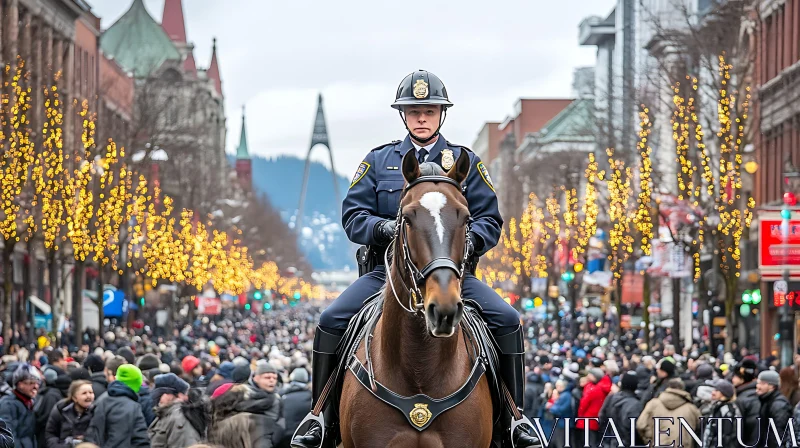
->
[82,356,107,399]
[45,380,95,448]
[44,351,68,376]
[635,356,655,393]
[116,348,135,366]
[756,370,793,448]
[278,368,311,448]
[598,371,643,448]
[640,358,676,405]
[93,356,126,405]
[701,379,741,448]
[575,368,610,447]
[636,378,701,448]
[87,364,149,448]
[0,364,41,448]
[547,378,576,448]
[537,382,556,443]
[137,372,155,427]
[148,373,207,448]
[524,367,545,422]
[0,419,13,448]
[732,358,761,447]
[180,356,202,386]
[780,366,800,407]
[36,367,71,447]
[209,384,279,448]
[249,360,282,423]
[232,365,252,385]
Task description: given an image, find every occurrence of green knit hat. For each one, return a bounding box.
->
[116,364,143,394]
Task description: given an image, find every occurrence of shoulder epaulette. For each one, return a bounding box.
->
[370,140,401,152]
[445,141,473,153]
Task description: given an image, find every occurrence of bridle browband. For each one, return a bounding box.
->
[386,175,470,315]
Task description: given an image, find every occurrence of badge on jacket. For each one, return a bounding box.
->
[477,162,495,192]
[441,149,454,171]
[351,162,370,188]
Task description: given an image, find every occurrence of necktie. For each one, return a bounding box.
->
[418,148,428,164]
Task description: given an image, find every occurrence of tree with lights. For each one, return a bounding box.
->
[604,147,635,331]
[633,105,657,346]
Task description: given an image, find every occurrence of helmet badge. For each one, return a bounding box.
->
[413,79,429,99]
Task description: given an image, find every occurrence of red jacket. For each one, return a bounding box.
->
[576,374,611,430]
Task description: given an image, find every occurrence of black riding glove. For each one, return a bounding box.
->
[466,232,476,258]
[375,219,396,245]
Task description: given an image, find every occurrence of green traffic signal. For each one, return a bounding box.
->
[751,289,761,304]
[742,291,752,304]
[254,291,263,300]
[293,292,301,300]
[264,302,272,310]
[245,303,251,310]
[561,271,575,282]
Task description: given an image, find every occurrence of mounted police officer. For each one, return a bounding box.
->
[291,70,538,447]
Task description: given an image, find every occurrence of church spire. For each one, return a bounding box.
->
[208,37,222,95]
[236,106,249,160]
[161,0,187,43]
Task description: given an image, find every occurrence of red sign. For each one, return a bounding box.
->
[760,219,800,267]
[197,297,221,315]
[621,272,644,305]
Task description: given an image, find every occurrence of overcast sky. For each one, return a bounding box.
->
[90,0,616,178]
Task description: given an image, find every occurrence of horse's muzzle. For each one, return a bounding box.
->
[425,300,464,338]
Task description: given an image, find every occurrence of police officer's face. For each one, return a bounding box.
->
[404,105,441,141]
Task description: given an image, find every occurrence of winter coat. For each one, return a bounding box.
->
[139,385,155,427]
[278,382,310,446]
[548,381,576,429]
[693,384,714,416]
[523,373,545,421]
[636,388,701,448]
[0,392,37,448]
[735,381,761,447]
[147,401,205,448]
[639,374,672,405]
[635,365,652,392]
[89,373,107,400]
[786,388,800,408]
[701,399,742,448]
[86,381,150,448]
[598,390,642,448]
[45,400,94,448]
[209,386,277,448]
[248,379,283,424]
[758,388,793,448]
[35,385,66,447]
[0,419,13,448]
[576,375,611,431]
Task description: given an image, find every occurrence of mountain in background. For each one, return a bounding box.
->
[234,154,356,271]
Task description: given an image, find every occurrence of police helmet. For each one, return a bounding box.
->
[391,70,453,110]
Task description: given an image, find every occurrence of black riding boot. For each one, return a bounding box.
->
[495,326,541,448]
[291,327,343,448]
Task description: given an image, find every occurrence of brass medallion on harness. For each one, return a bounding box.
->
[410,403,432,428]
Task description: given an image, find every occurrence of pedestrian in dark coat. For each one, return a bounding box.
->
[701,379,742,448]
[547,379,576,448]
[209,384,275,448]
[148,378,207,448]
[639,359,675,405]
[756,370,793,448]
[523,372,545,421]
[35,368,70,447]
[138,384,155,427]
[733,359,760,447]
[86,365,150,448]
[277,368,311,448]
[82,355,107,399]
[599,372,643,448]
[0,364,41,448]
[45,380,95,448]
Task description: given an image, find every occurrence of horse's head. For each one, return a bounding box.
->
[395,148,471,338]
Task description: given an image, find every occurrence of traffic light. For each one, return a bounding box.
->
[742,289,761,305]
[293,292,301,300]
[264,302,272,310]
[742,291,752,304]
[561,270,575,282]
[254,290,263,300]
[139,297,145,307]
[522,298,534,310]
[751,289,761,304]
[244,303,251,310]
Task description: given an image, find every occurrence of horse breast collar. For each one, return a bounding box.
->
[348,352,486,431]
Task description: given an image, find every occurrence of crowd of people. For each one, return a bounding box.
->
[523,318,800,448]
[0,303,320,448]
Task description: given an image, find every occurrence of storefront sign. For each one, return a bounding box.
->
[759,216,800,277]
[197,296,221,315]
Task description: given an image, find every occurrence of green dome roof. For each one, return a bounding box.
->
[100,0,181,78]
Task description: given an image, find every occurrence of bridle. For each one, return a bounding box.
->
[386,175,470,315]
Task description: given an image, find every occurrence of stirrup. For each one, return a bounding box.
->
[510,413,542,448]
[292,412,326,445]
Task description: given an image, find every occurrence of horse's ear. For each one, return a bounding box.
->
[402,150,421,184]
[447,150,470,185]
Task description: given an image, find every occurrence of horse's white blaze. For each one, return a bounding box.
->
[419,191,447,244]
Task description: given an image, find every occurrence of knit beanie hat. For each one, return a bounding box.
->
[232,365,252,384]
[154,373,190,395]
[83,354,105,374]
[696,363,714,380]
[290,367,309,384]
[620,371,638,391]
[211,382,234,399]
[12,364,41,387]
[588,368,605,382]
[218,361,235,380]
[659,359,676,376]
[758,370,780,387]
[255,360,277,376]
[116,347,136,365]
[69,367,91,382]
[735,359,758,383]
[181,355,200,374]
[137,354,160,372]
[116,364,143,394]
[707,379,735,399]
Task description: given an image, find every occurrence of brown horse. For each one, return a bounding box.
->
[339,149,494,447]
